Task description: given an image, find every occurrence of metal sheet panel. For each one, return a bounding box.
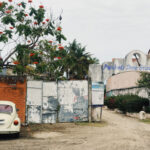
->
[26,80,89,123]
[27,105,41,123]
[43,96,58,110]
[27,88,42,105]
[42,96,58,123]
[43,82,57,97]
[58,105,74,122]
[58,88,74,105]
[73,96,88,121]
[92,82,104,105]
[58,80,88,122]
[42,113,57,123]
[27,81,42,88]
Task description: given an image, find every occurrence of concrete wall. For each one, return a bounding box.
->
[107,87,148,98]
[106,71,149,98]
[89,64,102,82]
[106,71,141,92]
[26,80,88,123]
[101,62,114,82]
[89,50,150,83]
[88,65,105,121]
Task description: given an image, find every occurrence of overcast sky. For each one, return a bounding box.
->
[43,0,150,63]
[3,0,150,63]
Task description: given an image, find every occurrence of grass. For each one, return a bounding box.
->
[23,123,67,132]
[140,119,150,124]
[20,122,107,138]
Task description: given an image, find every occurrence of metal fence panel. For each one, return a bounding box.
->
[27,80,88,123]
[27,88,42,106]
[27,81,42,88]
[27,105,42,123]
[58,80,88,122]
[27,81,42,123]
[43,82,57,97]
[42,82,58,123]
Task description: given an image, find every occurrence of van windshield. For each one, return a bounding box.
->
[0,105,13,114]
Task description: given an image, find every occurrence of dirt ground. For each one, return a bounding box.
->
[0,108,150,150]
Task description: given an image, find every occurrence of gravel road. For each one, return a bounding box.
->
[0,109,150,150]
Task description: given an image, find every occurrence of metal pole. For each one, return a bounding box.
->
[88,77,92,122]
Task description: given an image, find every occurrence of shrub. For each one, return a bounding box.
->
[104,96,117,109]
[104,95,149,113]
[145,106,150,113]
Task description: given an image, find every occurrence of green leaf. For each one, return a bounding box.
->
[8,5,14,10]
[44,27,54,36]
[16,24,32,37]
[15,10,25,22]
[49,22,55,29]
[21,2,26,9]
[29,7,37,16]
[0,2,7,11]
[0,34,8,43]
[5,30,12,38]
[34,8,45,24]
[25,19,32,25]
[61,34,67,41]
[32,27,43,36]
[2,15,16,26]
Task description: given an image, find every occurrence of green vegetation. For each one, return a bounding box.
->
[105,95,149,113]
[140,119,150,124]
[137,72,150,97]
[0,1,98,80]
[64,40,99,80]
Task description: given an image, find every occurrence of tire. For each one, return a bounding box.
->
[14,133,20,138]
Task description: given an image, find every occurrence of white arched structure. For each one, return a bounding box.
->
[89,50,150,83]
[125,50,147,67]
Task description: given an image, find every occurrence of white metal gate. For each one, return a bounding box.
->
[26,80,88,123]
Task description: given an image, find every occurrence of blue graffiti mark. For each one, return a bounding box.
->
[103,64,116,70]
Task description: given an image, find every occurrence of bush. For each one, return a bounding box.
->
[104,96,117,109]
[145,106,150,113]
[104,95,149,113]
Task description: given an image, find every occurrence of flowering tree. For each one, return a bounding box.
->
[33,40,67,80]
[0,0,66,75]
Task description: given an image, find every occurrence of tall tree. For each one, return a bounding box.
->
[34,40,67,80]
[65,40,99,79]
[0,0,66,75]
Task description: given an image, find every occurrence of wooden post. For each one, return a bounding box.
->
[88,77,92,122]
